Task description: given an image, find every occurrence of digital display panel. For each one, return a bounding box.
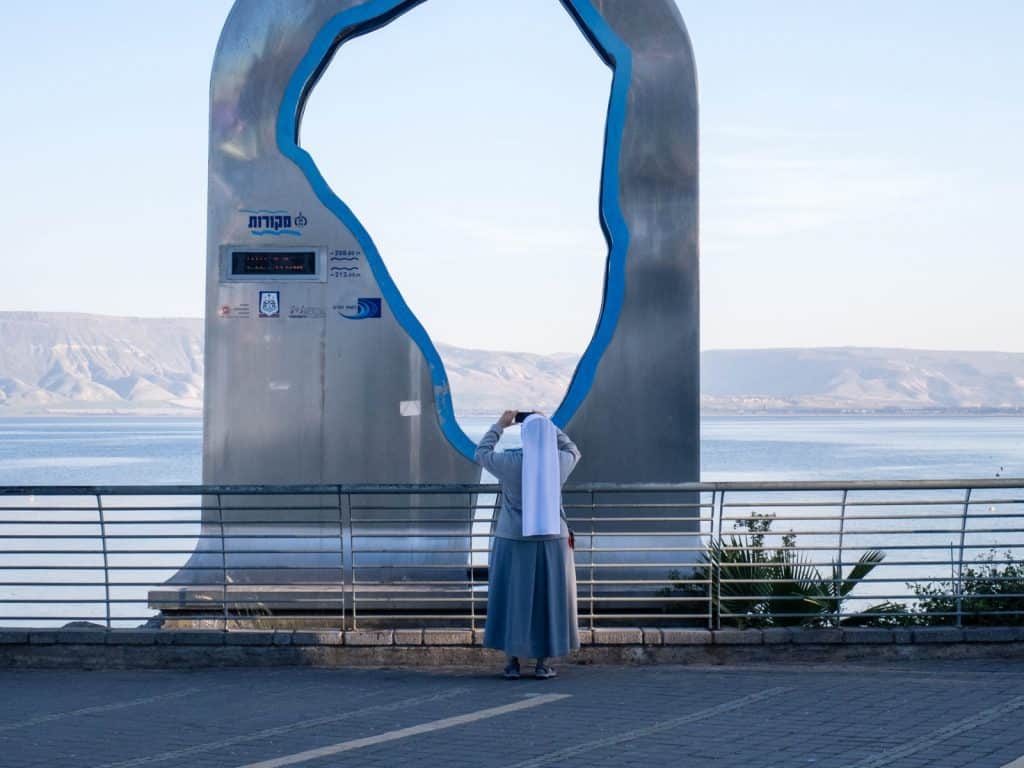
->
[231,251,317,275]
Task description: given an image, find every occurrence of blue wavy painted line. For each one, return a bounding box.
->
[252,230,302,237]
[278,0,631,461]
[240,208,289,214]
[330,267,360,271]
[330,256,360,262]
[551,1,632,427]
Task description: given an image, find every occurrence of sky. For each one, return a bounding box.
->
[0,1,1021,354]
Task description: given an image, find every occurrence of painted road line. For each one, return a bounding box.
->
[502,686,794,768]
[0,688,200,733]
[236,693,573,768]
[844,694,1024,767]
[97,687,471,768]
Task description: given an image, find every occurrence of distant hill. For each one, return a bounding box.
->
[0,312,203,414]
[1,312,1022,415]
[701,348,1024,413]
[437,342,580,416]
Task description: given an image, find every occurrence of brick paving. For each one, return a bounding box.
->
[1,660,1023,768]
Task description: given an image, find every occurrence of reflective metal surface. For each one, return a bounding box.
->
[185,0,699,586]
[562,1,701,582]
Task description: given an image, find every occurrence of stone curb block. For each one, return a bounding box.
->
[423,630,473,646]
[963,627,1018,643]
[58,630,108,645]
[394,629,424,646]
[225,631,275,646]
[155,631,226,646]
[841,629,893,644]
[913,628,965,644]
[642,628,663,646]
[291,631,343,646]
[762,628,793,645]
[791,630,843,645]
[592,628,643,645]
[662,629,711,645]
[713,630,763,645]
[9,626,1024,652]
[106,631,159,646]
[345,630,393,647]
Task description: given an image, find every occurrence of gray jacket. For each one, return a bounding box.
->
[474,422,582,540]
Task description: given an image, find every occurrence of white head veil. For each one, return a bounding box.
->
[520,414,562,536]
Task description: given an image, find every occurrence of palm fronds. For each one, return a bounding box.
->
[692,514,893,628]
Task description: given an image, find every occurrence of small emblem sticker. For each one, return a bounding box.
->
[259,291,281,318]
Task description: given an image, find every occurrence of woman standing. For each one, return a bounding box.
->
[475,410,581,679]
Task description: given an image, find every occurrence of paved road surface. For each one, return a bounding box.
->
[2,660,1023,768]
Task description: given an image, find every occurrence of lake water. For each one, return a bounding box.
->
[0,414,1020,485]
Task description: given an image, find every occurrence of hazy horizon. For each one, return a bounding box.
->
[5,309,1024,357]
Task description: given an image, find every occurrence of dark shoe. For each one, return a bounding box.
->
[534,664,557,680]
[503,660,521,680]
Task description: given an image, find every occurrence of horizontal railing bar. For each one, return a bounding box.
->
[347,517,710,525]
[9,557,1019,570]
[715,542,1022,552]
[1,548,349,554]
[351,548,699,555]
[722,499,1002,510]
[3,529,1020,541]
[710,528,1024,536]
[2,479,1023,497]
[4,514,1021,524]
[718,514,992,524]
[565,517,710,523]
[0,534,338,540]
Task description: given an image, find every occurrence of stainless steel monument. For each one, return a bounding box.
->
[173,0,698,598]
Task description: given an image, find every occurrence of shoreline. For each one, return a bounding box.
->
[3,408,1024,419]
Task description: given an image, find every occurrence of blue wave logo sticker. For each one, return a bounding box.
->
[334,298,381,320]
[241,209,308,238]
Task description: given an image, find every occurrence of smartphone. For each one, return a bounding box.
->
[514,411,534,424]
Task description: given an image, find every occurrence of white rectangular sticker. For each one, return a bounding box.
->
[400,400,422,417]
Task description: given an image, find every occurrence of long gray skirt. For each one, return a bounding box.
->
[484,536,579,659]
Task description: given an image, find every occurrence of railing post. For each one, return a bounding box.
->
[468,491,476,632]
[589,490,596,632]
[96,494,111,630]
[714,490,725,630]
[836,489,848,628]
[955,487,972,628]
[336,488,346,631]
[705,490,715,631]
[340,490,354,630]
[214,494,228,631]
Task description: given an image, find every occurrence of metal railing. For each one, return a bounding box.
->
[1,480,1022,631]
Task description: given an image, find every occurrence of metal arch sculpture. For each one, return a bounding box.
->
[184,0,698,589]
[276,0,635,462]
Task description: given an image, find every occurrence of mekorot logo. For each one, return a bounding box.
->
[241,209,308,237]
[333,298,382,320]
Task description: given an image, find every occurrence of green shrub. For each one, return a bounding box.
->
[908,549,1024,626]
